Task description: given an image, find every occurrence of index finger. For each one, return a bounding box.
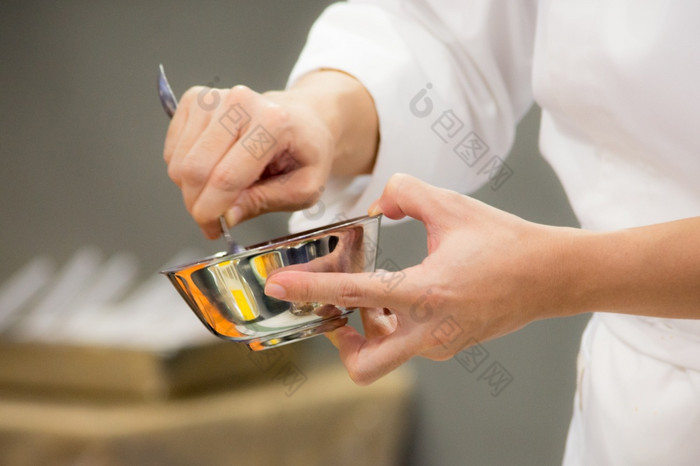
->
[264,269,415,310]
[191,111,287,229]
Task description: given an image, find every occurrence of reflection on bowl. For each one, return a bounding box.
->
[161,215,381,351]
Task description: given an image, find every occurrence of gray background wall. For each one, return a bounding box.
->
[0,1,589,464]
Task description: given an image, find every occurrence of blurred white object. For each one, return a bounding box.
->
[0,247,214,350]
[0,256,56,332]
[12,247,104,339]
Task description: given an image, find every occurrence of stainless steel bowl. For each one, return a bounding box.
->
[161,215,381,351]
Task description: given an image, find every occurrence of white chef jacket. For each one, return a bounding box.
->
[286,1,700,464]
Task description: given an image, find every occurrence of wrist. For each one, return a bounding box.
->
[551,226,631,318]
[532,218,700,321]
[534,226,596,320]
[286,69,379,176]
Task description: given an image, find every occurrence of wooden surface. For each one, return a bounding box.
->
[0,364,414,466]
[0,341,297,401]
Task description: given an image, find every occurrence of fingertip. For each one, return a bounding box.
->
[376,173,441,223]
[324,332,339,349]
[201,225,220,240]
[325,326,347,349]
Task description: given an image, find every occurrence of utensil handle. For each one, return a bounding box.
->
[157,64,243,254]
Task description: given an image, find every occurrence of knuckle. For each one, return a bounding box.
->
[416,328,437,349]
[193,137,220,157]
[190,203,211,226]
[210,164,238,193]
[180,156,211,186]
[167,161,182,185]
[296,185,321,208]
[228,84,252,102]
[260,105,290,130]
[298,283,315,303]
[163,137,176,163]
[387,172,410,189]
[239,187,270,217]
[181,86,207,106]
[425,349,453,362]
[387,173,419,199]
[335,279,364,307]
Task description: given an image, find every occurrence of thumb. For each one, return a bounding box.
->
[371,173,454,227]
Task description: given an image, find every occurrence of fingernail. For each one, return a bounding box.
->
[265,283,286,299]
[227,205,243,226]
[368,200,383,216]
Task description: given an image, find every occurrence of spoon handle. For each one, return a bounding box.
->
[157,64,243,254]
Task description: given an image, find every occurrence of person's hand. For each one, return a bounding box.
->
[264,174,580,384]
[163,71,378,238]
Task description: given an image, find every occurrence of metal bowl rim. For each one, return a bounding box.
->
[160,214,381,275]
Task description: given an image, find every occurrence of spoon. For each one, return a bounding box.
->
[157,64,244,254]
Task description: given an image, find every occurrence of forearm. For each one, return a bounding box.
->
[283,70,379,177]
[560,217,700,319]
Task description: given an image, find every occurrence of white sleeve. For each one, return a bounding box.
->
[286,0,537,232]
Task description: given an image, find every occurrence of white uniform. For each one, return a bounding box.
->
[286,1,700,463]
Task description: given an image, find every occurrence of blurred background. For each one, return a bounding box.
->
[0,1,590,465]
